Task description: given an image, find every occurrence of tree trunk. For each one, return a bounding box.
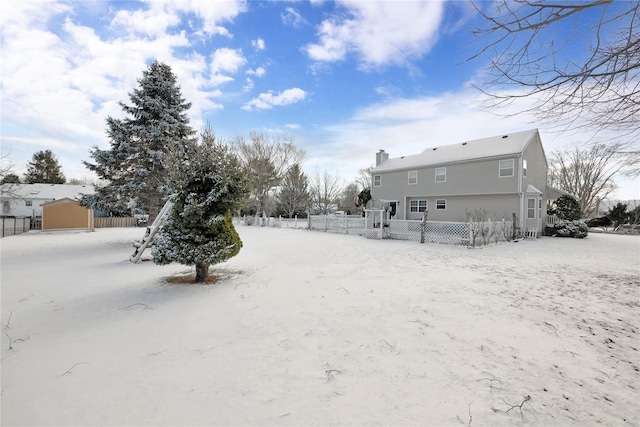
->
[195,263,209,282]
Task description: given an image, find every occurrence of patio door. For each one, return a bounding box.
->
[388,201,398,219]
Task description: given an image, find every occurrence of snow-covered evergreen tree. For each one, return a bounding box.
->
[152,125,249,282]
[82,60,196,219]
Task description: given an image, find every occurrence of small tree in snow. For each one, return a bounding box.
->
[607,202,628,228]
[152,125,249,282]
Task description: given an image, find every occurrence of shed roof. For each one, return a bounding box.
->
[373,129,539,172]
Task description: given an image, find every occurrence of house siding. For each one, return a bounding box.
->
[374,157,521,219]
[404,194,520,221]
[370,129,549,234]
[521,134,548,231]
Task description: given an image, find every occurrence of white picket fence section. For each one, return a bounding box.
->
[308,215,366,234]
[238,215,308,229]
[236,213,516,247]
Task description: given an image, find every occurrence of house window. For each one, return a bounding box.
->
[373,175,381,187]
[436,199,446,210]
[408,170,417,185]
[25,200,33,207]
[410,200,428,213]
[522,159,527,177]
[527,198,536,219]
[539,198,542,218]
[499,159,514,177]
[435,167,446,182]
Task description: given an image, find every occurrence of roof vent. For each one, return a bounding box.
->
[401,156,405,159]
[462,142,467,145]
[502,135,508,139]
[432,147,437,151]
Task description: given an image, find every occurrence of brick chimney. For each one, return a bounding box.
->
[376,149,389,166]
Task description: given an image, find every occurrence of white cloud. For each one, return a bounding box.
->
[247,67,266,77]
[251,38,265,50]
[210,47,246,74]
[242,88,307,111]
[0,0,246,180]
[281,7,308,28]
[305,1,444,68]
[243,77,254,91]
[110,0,246,37]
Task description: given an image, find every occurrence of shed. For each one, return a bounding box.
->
[42,198,94,231]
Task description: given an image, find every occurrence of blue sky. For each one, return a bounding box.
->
[1,0,638,199]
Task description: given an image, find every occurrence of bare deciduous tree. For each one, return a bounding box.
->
[0,149,23,204]
[277,163,310,218]
[339,182,360,214]
[471,1,639,144]
[355,166,373,191]
[309,169,344,214]
[232,132,305,218]
[549,142,624,217]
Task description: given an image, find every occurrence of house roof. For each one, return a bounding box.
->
[1,184,95,200]
[372,129,540,172]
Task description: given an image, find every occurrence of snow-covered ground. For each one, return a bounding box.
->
[1,225,639,426]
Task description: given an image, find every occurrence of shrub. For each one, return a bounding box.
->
[552,195,583,220]
[552,220,589,238]
[586,216,612,228]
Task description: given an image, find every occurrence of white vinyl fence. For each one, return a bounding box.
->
[239,215,308,229]
[376,218,515,246]
[238,212,516,247]
[308,215,366,234]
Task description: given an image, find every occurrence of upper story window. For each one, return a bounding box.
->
[373,175,381,187]
[435,167,446,182]
[25,200,33,207]
[522,159,528,177]
[499,159,514,177]
[436,199,446,210]
[408,170,417,185]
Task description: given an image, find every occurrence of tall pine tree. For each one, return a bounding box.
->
[24,150,65,184]
[152,125,249,282]
[82,60,196,219]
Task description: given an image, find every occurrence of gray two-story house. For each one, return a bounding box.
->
[370,129,548,233]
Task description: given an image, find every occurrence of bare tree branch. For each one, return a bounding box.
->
[470,1,640,145]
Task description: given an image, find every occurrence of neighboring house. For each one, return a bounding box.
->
[0,184,95,217]
[370,129,550,234]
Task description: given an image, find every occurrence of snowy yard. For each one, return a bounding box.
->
[1,226,639,426]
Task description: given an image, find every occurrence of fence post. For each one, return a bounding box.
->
[345,214,348,234]
[295,215,298,229]
[468,218,473,247]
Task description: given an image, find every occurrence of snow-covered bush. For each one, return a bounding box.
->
[552,220,589,238]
